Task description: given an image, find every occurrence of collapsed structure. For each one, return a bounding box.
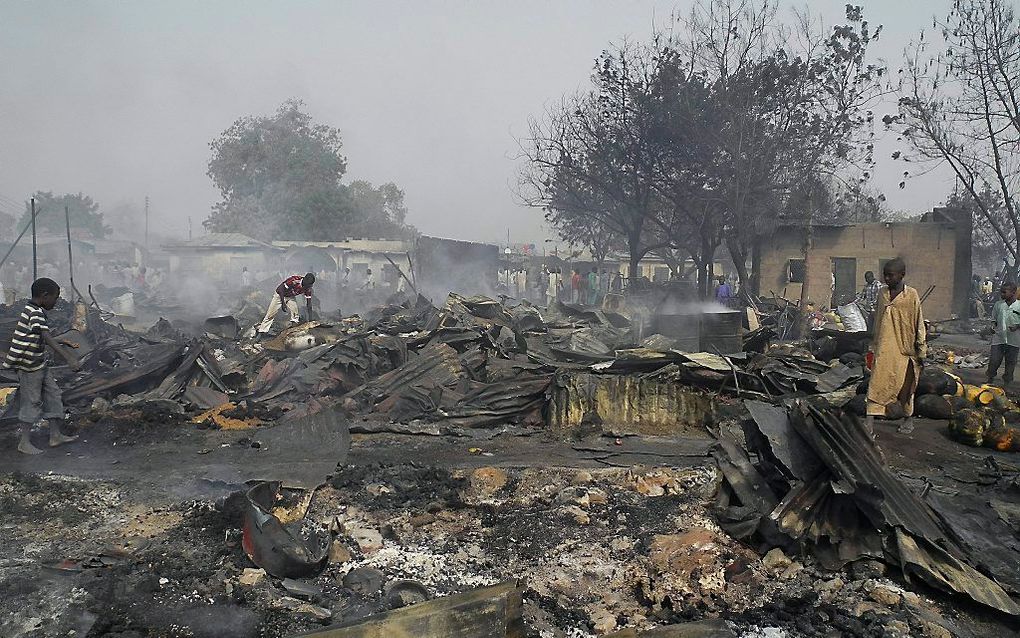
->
[0,278,1018,637]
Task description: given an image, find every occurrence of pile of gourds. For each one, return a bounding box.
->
[910,367,1020,452]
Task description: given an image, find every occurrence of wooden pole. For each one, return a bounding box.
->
[31,197,37,280]
[65,205,86,303]
[0,203,43,272]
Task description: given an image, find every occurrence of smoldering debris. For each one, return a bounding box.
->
[0,290,1018,637]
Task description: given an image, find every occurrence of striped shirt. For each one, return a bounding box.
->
[3,302,49,371]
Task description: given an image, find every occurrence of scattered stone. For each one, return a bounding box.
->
[90,397,111,414]
[281,578,321,601]
[723,557,754,584]
[586,488,609,505]
[343,567,385,596]
[780,561,803,579]
[350,527,384,554]
[610,537,632,553]
[409,512,436,527]
[238,568,266,587]
[917,620,952,638]
[561,505,591,525]
[817,577,844,594]
[850,559,886,580]
[555,487,588,507]
[365,482,392,496]
[631,470,680,497]
[467,467,508,498]
[884,619,911,637]
[272,596,332,622]
[590,607,617,634]
[571,470,594,485]
[328,541,353,564]
[865,581,902,607]
[761,548,792,571]
[854,601,888,618]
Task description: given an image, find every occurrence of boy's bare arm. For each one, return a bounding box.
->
[42,333,81,369]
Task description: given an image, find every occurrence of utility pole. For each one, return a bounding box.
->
[31,197,37,280]
[188,216,193,240]
[145,195,150,248]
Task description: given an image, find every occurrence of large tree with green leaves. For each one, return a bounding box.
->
[205,100,411,241]
[19,191,109,239]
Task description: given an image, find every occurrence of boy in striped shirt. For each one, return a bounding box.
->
[4,278,81,454]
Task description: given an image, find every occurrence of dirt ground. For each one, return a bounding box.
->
[0,325,1017,638]
[1,410,1019,638]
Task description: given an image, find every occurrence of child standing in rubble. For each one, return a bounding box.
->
[987,281,1020,387]
[866,258,926,433]
[5,278,81,454]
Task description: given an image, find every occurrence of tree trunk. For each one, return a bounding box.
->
[628,233,642,281]
[696,259,709,299]
[750,241,761,296]
[725,237,751,299]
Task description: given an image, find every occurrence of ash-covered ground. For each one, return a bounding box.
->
[1,421,1016,638]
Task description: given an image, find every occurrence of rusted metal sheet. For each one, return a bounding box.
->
[895,529,1020,616]
[292,581,524,638]
[548,371,714,435]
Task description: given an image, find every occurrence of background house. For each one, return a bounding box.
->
[756,207,972,320]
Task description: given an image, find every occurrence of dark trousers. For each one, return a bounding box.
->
[988,344,1019,384]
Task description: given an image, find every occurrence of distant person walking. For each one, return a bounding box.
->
[587,268,598,305]
[714,277,732,305]
[570,269,582,304]
[611,271,623,293]
[256,272,315,334]
[867,259,926,431]
[547,269,562,306]
[241,267,253,289]
[988,281,1020,387]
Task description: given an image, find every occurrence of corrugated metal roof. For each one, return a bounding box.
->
[164,233,279,250]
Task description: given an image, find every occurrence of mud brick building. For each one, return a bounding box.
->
[756,207,972,320]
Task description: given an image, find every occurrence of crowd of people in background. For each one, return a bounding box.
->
[497,264,743,309]
[501,266,625,307]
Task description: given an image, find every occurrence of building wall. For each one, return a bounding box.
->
[167,249,276,280]
[757,221,969,320]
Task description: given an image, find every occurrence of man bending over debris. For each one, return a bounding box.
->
[256,272,315,334]
[988,281,1020,387]
[867,258,926,432]
[4,278,81,454]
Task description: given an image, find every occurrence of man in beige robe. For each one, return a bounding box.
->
[866,258,926,428]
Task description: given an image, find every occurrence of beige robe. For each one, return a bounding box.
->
[866,285,926,417]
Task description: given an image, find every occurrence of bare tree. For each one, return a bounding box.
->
[666,1,886,292]
[518,44,668,279]
[896,0,1020,263]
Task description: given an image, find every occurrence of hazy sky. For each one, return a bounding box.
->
[0,1,952,246]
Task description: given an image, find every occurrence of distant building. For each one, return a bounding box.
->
[272,238,411,289]
[163,233,282,278]
[755,208,972,320]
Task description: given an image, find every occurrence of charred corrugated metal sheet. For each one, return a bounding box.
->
[716,398,1020,617]
[548,371,714,435]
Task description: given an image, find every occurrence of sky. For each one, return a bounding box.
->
[0,1,953,247]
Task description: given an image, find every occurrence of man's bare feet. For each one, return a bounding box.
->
[18,437,44,455]
[49,430,78,447]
